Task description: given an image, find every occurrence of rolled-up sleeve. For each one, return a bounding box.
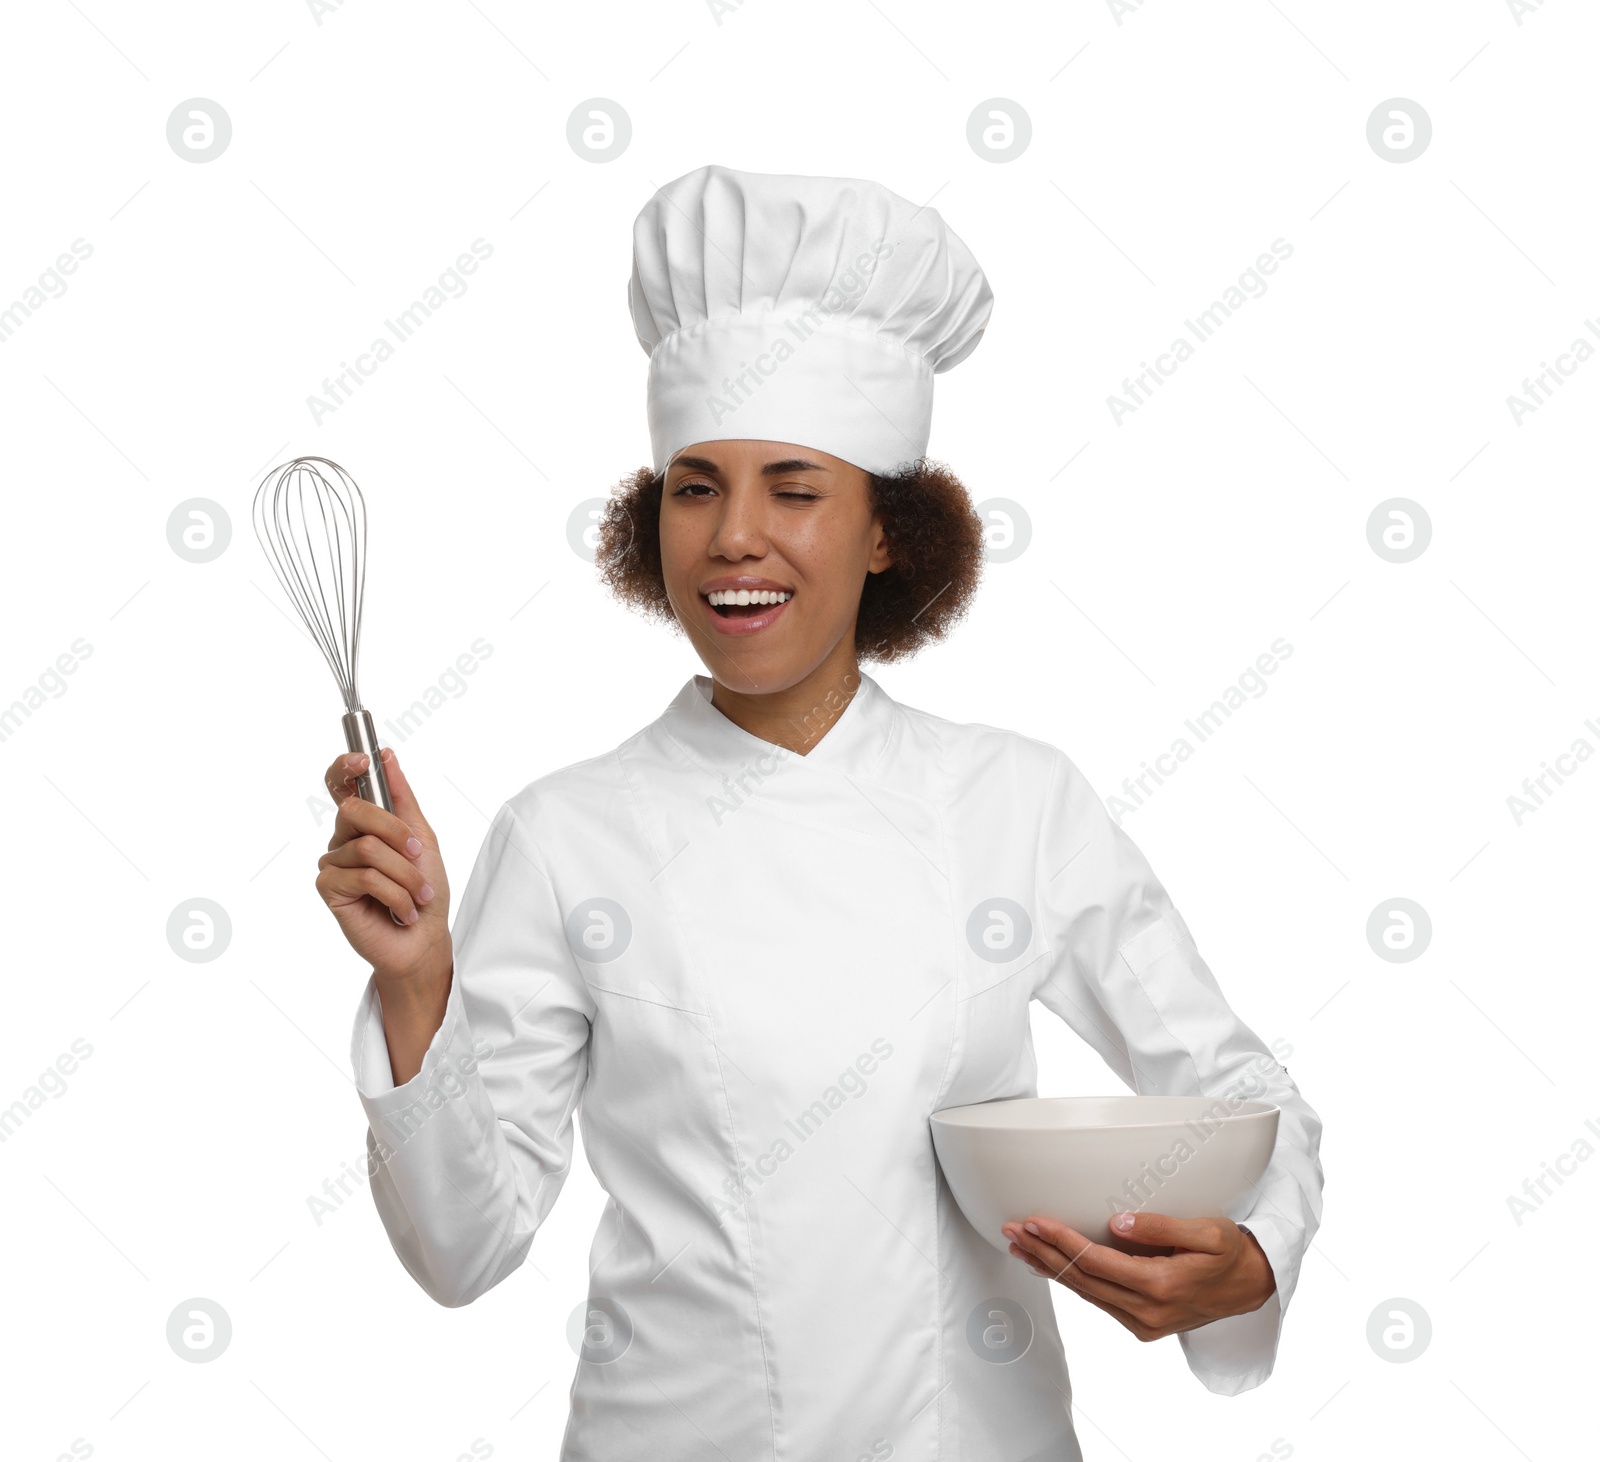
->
[1029,749,1324,1395]
[350,798,595,1308]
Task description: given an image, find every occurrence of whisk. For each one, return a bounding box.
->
[252,456,394,817]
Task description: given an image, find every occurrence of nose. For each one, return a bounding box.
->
[706,478,770,561]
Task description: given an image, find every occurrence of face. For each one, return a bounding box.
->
[659,439,892,694]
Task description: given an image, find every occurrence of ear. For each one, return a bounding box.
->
[867,517,893,574]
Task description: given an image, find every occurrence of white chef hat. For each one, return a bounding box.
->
[628,163,993,478]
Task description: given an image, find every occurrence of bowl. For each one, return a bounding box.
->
[930,1095,1279,1254]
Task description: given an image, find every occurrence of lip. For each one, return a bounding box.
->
[699,590,792,638]
[698,575,794,595]
[697,575,794,638]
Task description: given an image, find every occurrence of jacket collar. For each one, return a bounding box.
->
[660,667,896,778]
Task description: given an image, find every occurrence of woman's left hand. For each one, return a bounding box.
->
[1000,1212,1276,1341]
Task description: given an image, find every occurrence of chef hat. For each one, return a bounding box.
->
[628,163,993,478]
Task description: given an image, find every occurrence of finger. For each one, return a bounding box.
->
[1009,1242,1053,1278]
[1008,1229,1153,1311]
[332,780,425,861]
[323,751,370,804]
[1011,1234,1164,1330]
[320,835,435,905]
[376,747,434,843]
[1107,1211,1230,1255]
[1018,1217,1183,1292]
[316,863,422,924]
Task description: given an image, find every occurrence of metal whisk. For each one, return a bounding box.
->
[253,456,394,815]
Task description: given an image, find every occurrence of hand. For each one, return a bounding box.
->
[1000,1212,1276,1341]
[315,746,452,989]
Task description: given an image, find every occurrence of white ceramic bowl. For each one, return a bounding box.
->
[930,1095,1279,1254]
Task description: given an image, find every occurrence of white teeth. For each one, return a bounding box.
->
[707,589,791,606]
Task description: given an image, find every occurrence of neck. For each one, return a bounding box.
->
[708,642,864,756]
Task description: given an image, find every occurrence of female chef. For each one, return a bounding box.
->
[314,165,1324,1462]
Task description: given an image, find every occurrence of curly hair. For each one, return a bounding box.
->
[593,457,986,663]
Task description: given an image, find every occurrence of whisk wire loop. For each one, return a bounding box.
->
[253,456,370,715]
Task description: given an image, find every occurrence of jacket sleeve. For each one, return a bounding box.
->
[349,798,595,1307]
[1028,748,1324,1395]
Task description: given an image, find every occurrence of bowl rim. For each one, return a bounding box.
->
[929,1096,1280,1133]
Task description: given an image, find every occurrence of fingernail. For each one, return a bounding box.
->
[405,837,423,857]
[418,882,434,903]
[1112,1212,1135,1232]
[381,747,393,762]
[347,753,369,770]
[1024,1222,1041,1236]
[405,906,420,924]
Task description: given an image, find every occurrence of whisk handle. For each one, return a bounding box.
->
[341,709,406,927]
[341,709,394,813]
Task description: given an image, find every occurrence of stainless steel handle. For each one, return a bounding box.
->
[341,708,405,926]
[341,708,393,812]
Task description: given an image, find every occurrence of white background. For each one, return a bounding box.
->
[2,1,1595,1459]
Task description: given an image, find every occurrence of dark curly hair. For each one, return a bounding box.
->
[594,457,986,663]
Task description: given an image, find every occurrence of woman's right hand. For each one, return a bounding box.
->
[316,746,452,989]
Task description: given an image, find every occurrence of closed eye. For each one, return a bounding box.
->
[670,481,821,502]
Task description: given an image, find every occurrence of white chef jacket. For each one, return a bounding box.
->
[350,670,1324,1462]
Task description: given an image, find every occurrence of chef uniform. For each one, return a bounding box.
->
[349,164,1325,1462]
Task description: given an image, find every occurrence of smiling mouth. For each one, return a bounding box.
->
[704,589,792,619]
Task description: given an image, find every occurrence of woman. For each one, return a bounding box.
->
[317,165,1324,1462]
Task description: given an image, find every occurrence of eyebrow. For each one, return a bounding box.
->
[668,455,830,477]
